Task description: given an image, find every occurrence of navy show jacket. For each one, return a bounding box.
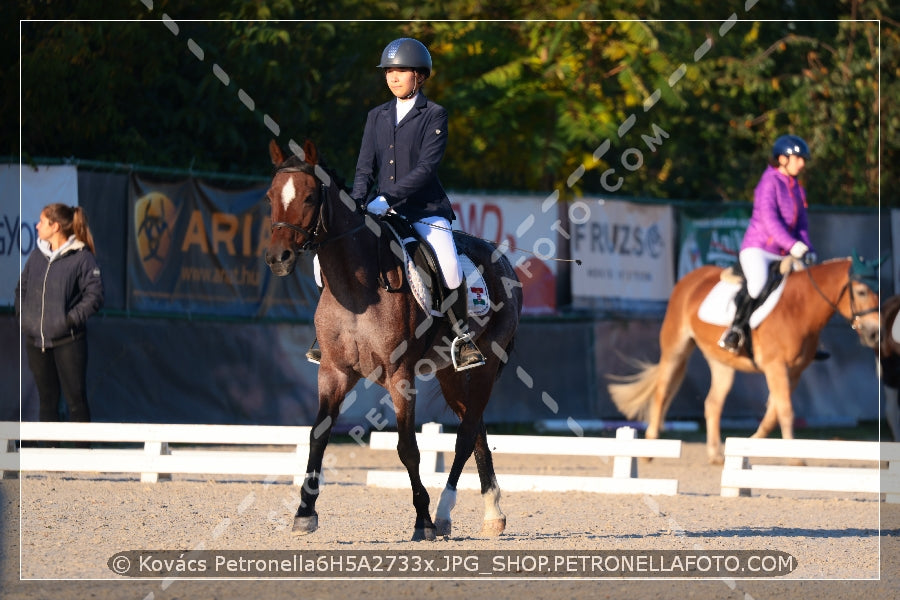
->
[351,92,455,223]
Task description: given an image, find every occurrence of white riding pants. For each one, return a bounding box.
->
[311,216,463,290]
[413,216,463,290]
[738,247,782,299]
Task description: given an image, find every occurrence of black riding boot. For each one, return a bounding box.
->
[445,286,485,371]
[718,288,755,353]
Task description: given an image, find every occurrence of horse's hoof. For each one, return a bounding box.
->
[708,453,725,466]
[412,526,436,542]
[291,513,318,535]
[434,518,452,537]
[480,517,506,537]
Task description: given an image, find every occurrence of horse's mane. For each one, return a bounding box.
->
[275,152,349,193]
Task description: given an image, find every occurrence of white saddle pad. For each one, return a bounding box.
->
[892,311,900,346]
[384,223,491,319]
[697,273,789,328]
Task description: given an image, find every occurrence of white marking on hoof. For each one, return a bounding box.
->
[481,483,506,536]
[435,486,456,521]
[291,514,318,535]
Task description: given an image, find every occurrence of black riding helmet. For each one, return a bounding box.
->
[377,38,432,78]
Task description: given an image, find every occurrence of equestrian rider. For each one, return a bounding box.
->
[352,37,485,371]
[719,134,816,353]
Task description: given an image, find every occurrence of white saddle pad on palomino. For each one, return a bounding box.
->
[697,272,789,328]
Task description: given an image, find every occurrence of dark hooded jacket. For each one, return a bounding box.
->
[15,238,104,349]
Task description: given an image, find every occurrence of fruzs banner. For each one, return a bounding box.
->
[127,174,316,318]
[569,199,675,302]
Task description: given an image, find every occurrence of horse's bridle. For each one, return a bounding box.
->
[270,162,370,253]
[806,264,878,331]
[269,163,328,253]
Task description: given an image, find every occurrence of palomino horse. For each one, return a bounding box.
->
[264,140,522,540]
[608,256,881,464]
[880,295,900,441]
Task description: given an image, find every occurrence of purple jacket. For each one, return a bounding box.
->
[741,165,813,255]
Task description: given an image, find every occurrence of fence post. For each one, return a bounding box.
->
[420,422,444,475]
[887,458,900,504]
[141,440,171,483]
[612,426,638,479]
[0,437,16,480]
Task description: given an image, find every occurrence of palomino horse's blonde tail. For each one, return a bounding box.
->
[606,359,660,422]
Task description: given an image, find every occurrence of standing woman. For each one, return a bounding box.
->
[351,37,485,371]
[16,204,103,422]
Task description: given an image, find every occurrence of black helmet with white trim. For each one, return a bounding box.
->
[377,38,432,78]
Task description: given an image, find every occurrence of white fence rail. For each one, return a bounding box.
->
[366,423,682,496]
[0,421,311,484]
[720,437,900,502]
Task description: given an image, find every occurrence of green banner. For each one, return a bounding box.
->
[676,207,750,280]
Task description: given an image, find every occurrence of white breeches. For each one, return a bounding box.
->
[413,216,463,290]
[311,216,463,290]
[738,247,783,299]
[313,253,322,288]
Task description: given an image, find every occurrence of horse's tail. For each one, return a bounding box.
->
[606,359,660,422]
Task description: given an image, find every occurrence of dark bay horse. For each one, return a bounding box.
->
[264,140,522,540]
[608,257,880,464]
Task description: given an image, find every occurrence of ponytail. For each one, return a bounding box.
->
[44,203,96,254]
[72,207,96,254]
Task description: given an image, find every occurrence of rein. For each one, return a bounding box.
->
[804,263,878,330]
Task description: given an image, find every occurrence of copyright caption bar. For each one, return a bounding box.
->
[109,549,797,578]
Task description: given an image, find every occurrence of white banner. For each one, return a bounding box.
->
[569,199,674,301]
[0,164,79,306]
[452,193,559,315]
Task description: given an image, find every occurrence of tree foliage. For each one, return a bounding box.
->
[6,0,896,206]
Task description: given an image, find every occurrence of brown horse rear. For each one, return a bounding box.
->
[609,258,880,464]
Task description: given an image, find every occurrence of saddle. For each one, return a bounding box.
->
[698,258,795,335]
[378,214,492,322]
[378,214,448,312]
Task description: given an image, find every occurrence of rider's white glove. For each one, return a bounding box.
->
[366,195,390,216]
[789,240,809,260]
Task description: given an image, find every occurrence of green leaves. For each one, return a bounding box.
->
[12,1,894,206]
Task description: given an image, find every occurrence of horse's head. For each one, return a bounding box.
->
[264,140,325,276]
[842,251,883,348]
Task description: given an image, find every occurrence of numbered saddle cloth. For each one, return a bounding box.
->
[382,219,491,319]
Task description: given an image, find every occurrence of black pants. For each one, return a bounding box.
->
[26,337,92,422]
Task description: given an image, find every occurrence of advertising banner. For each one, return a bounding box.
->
[127,174,316,318]
[676,207,750,280]
[0,164,78,306]
[452,193,559,315]
[569,199,675,302]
